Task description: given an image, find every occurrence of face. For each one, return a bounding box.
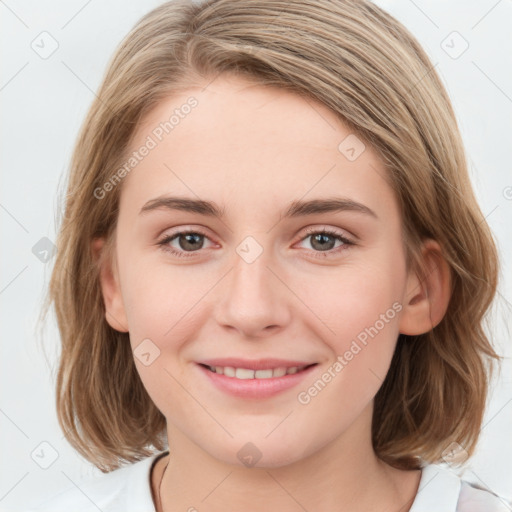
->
[103,73,414,468]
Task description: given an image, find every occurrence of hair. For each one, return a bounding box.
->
[40,0,502,473]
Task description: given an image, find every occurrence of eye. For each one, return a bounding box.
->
[156,226,355,259]
[156,229,214,258]
[296,227,354,257]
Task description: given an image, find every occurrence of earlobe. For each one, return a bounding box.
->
[91,237,129,333]
[398,239,452,336]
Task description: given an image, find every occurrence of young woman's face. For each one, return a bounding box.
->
[108,73,414,467]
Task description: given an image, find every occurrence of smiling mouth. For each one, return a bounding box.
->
[199,363,318,379]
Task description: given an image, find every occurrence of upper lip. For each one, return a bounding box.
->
[197,358,317,371]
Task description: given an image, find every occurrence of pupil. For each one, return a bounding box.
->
[312,233,335,251]
[180,233,203,251]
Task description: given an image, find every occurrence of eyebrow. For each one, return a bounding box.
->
[139,196,378,220]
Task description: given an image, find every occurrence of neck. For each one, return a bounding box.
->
[154,404,421,512]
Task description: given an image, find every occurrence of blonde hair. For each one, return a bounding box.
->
[41,0,502,472]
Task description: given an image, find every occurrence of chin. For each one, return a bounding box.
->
[211,435,312,469]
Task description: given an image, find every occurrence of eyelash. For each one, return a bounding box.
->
[156,227,355,259]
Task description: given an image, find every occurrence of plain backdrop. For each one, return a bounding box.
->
[1,0,511,510]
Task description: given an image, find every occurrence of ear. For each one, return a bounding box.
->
[399,239,452,335]
[91,237,129,333]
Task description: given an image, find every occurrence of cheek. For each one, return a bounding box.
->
[294,270,404,424]
[295,257,406,392]
[119,252,210,341]
[119,257,200,412]
[298,258,404,338]
[118,257,213,411]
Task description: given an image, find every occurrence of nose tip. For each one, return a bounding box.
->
[212,255,292,339]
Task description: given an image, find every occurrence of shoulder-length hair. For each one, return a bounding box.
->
[41,0,502,472]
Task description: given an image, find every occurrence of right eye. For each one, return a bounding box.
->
[157,229,215,258]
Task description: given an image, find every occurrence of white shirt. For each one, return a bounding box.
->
[26,451,510,511]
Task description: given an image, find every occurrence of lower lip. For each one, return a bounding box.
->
[196,364,317,399]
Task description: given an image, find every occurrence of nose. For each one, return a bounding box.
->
[213,245,292,339]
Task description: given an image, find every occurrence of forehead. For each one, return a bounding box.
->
[119,74,397,222]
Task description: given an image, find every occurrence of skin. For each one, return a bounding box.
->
[92,73,451,512]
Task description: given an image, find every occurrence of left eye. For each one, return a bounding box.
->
[296,228,354,255]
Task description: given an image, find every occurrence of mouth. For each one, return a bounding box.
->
[195,360,319,399]
[198,362,318,379]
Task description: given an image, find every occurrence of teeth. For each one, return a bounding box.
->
[207,365,308,379]
[235,368,254,379]
[224,366,235,377]
[255,369,273,379]
[272,367,287,377]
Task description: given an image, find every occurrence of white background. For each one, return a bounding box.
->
[1,0,511,510]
